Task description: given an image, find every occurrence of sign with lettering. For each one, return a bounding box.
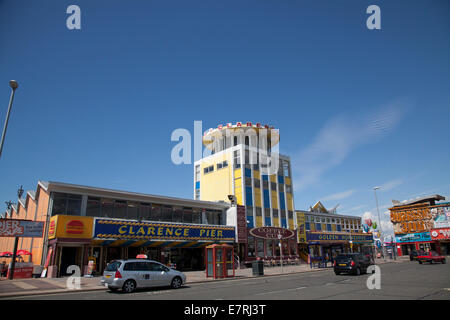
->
[306,232,373,243]
[93,218,235,242]
[236,205,248,243]
[0,219,44,238]
[249,227,295,240]
[430,228,450,240]
[48,215,94,239]
[395,232,431,243]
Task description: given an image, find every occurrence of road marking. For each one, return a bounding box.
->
[255,286,307,296]
[13,282,37,290]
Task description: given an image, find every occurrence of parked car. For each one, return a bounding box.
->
[417,251,446,264]
[101,259,187,293]
[334,253,373,275]
[409,250,425,261]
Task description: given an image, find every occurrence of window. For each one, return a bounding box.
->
[86,197,101,217]
[255,207,262,217]
[267,240,273,256]
[51,192,82,216]
[217,160,228,170]
[257,239,264,257]
[182,207,193,224]
[254,179,260,189]
[234,150,241,168]
[127,202,139,220]
[305,222,311,231]
[151,204,162,221]
[283,161,290,177]
[161,205,173,222]
[316,223,322,231]
[101,198,114,217]
[139,203,151,220]
[114,200,127,218]
[273,209,279,218]
[195,165,200,182]
[247,236,255,257]
[192,208,201,224]
[148,262,169,272]
[288,211,293,220]
[245,177,252,186]
[271,183,277,191]
[172,206,183,223]
[204,165,214,174]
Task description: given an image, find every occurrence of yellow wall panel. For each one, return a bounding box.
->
[255,216,263,228]
[273,217,280,227]
[270,175,277,183]
[254,189,262,207]
[200,153,232,202]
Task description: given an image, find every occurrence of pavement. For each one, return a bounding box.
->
[0,256,409,298]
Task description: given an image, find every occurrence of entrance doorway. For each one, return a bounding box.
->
[60,247,80,276]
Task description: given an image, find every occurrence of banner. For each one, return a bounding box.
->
[94,218,235,242]
[395,232,431,243]
[0,219,44,238]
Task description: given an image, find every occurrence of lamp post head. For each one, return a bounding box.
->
[9,80,18,90]
[373,186,380,191]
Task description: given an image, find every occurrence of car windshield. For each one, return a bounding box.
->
[336,254,355,262]
[105,261,121,271]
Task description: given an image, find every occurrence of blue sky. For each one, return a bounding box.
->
[0,0,449,233]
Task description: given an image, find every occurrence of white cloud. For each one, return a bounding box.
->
[379,178,403,191]
[322,189,356,201]
[292,99,409,191]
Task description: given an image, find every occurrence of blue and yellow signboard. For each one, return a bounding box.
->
[93,218,235,242]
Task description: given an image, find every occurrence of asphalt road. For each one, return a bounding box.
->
[6,261,450,300]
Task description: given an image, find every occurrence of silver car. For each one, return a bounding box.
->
[101,259,186,293]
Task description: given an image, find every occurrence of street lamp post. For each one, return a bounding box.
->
[0,80,19,159]
[373,186,386,261]
[278,233,283,273]
[8,186,24,280]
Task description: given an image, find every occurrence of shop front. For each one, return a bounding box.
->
[305,232,374,263]
[395,232,434,256]
[46,215,235,276]
[243,227,298,266]
[431,227,450,255]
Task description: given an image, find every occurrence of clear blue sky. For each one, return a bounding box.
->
[1,0,449,233]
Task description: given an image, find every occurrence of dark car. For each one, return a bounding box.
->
[334,253,373,275]
[409,250,425,261]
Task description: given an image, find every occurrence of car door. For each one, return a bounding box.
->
[147,262,171,287]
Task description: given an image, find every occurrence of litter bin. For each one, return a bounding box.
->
[252,260,264,276]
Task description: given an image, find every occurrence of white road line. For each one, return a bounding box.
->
[255,286,307,296]
[13,281,37,290]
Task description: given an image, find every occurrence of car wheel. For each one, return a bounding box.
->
[419,260,422,264]
[334,271,340,275]
[171,276,183,289]
[122,280,136,293]
[430,260,434,264]
[355,268,361,276]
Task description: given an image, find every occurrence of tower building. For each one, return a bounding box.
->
[194,122,295,230]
